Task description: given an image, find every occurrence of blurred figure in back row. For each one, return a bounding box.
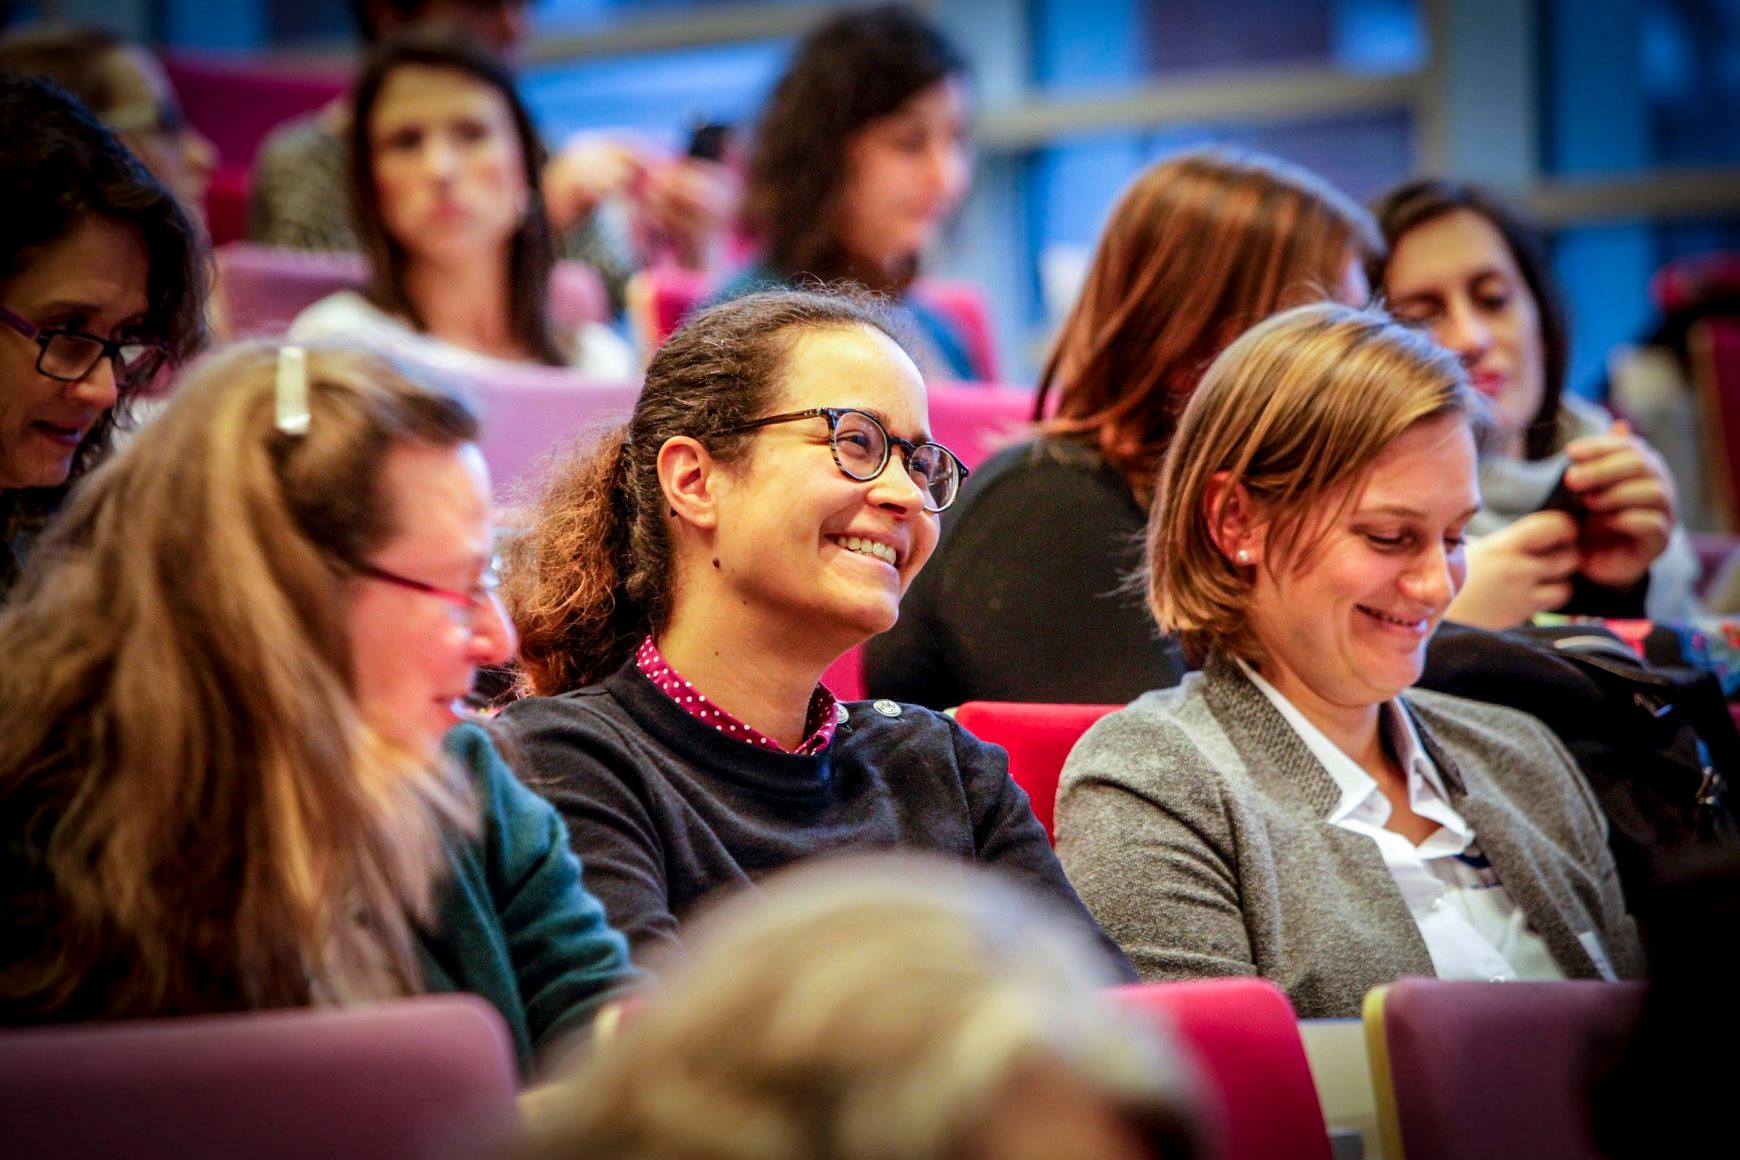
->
[522,858,1205,1160]
[0,24,217,222]
[0,73,206,595]
[713,4,978,380]
[288,33,633,377]
[249,0,734,309]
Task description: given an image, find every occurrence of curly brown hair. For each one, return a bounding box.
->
[504,289,913,697]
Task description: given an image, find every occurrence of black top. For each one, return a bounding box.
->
[865,437,1188,710]
[495,660,1134,979]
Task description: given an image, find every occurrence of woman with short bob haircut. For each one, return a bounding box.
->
[715,4,976,379]
[496,289,1127,975]
[1056,302,1639,1017]
[290,32,630,375]
[520,858,1203,1160]
[867,147,1378,709]
[0,344,631,1071]
[1370,178,1696,625]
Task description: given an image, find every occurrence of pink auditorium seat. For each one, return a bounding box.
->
[0,994,518,1160]
[460,365,640,500]
[953,702,1117,839]
[1363,978,1645,1160]
[1112,978,1333,1160]
[218,243,611,340]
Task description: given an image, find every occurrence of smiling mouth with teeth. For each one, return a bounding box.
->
[1357,604,1428,629]
[832,535,899,566]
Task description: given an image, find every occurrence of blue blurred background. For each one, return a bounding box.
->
[35,0,1740,392]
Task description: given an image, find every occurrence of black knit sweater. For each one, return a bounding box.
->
[496,660,1135,979]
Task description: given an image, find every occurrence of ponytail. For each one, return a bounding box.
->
[505,425,649,696]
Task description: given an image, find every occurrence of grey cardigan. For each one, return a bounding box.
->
[1055,653,1643,1017]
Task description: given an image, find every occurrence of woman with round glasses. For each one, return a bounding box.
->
[0,73,207,595]
[494,289,1128,971]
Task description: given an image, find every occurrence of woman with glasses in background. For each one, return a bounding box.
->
[494,290,1129,973]
[0,73,207,595]
[0,343,633,1075]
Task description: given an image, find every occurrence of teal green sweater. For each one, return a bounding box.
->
[425,723,636,1077]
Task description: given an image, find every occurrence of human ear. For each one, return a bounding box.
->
[657,436,722,532]
[1204,472,1264,567]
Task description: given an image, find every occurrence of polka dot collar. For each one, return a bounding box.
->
[635,636,841,756]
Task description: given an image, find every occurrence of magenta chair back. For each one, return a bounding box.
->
[954,702,1117,839]
[1364,978,1645,1160]
[219,244,610,340]
[1112,978,1332,1160]
[0,994,519,1160]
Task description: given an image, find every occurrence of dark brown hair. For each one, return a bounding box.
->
[1369,178,1569,461]
[0,71,210,499]
[1036,148,1381,501]
[504,290,913,696]
[742,4,968,296]
[348,30,563,366]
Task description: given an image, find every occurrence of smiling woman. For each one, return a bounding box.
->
[494,289,1129,975]
[0,72,207,595]
[1055,302,1642,1017]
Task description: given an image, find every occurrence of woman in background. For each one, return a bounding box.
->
[867,148,1377,708]
[1372,178,1696,625]
[0,24,218,224]
[1057,303,1639,1016]
[290,32,633,378]
[714,4,977,380]
[0,344,631,1074]
[495,290,1126,976]
[0,72,207,594]
[520,858,1203,1160]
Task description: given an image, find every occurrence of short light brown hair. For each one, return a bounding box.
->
[1148,302,1479,663]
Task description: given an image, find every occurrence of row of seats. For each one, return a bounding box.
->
[0,976,1641,1159]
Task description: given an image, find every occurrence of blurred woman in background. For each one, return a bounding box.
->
[714,4,977,380]
[289,33,633,378]
[1372,178,1697,625]
[0,344,632,1074]
[867,148,1377,708]
[0,73,207,594]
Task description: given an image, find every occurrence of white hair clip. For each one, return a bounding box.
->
[275,344,311,436]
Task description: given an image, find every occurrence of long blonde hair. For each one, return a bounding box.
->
[521,857,1204,1160]
[0,343,480,1020]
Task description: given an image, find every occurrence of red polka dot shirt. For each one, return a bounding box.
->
[634,636,840,756]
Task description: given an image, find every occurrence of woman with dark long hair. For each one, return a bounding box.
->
[0,72,207,594]
[712,4,976,379]
[290,32,632,377]
[1371,179,1697,625]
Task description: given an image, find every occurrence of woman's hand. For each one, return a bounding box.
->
[1446,511,1581,629]
[1563,420,1676,591]
[638,158,740,271]
[542,136,644,233]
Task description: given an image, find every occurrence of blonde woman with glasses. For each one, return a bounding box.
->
[0,343,632,1075]
[1055,303,1641,1017]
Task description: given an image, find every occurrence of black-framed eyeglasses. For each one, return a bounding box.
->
[0,305,167,391]
[713,407,970,513]
[354,558,503,621]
